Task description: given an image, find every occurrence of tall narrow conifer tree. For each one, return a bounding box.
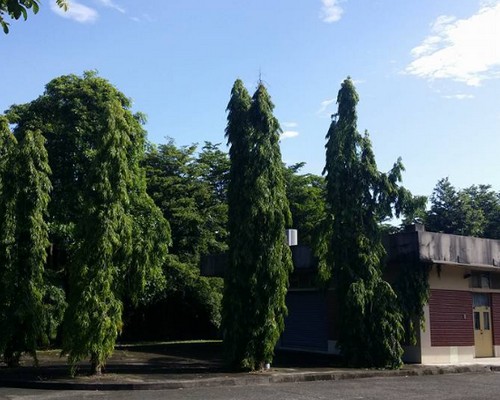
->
[0,117,18,365]
[323,78,404,368]
[0,125,52,366]
[222,79,253,367]
[223,80,292,370]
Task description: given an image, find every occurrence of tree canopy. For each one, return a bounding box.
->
[5,72,170,373]
[143,140,229,265]
[223,80,293,370]
[0,0,67,33]
[131,140,229,341]
[425,177,499,239]
[323,77,407,368]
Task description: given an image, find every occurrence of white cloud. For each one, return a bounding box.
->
[280,131,299,140]
[51,0,98,23]
[443,94,475,100]
[96,0,125,14]
[130,13,154,23]
[282,122,298,128]
[406,1,500,86]
[317,98,336,115]
[320,0,344,23]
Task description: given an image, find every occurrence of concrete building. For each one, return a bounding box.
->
[201,226,500,364]
[385,225,500,364]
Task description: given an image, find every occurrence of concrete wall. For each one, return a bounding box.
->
[418,231,500,267]
[385,227,500,269]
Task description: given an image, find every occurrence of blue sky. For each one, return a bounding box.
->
[2,0,499,198]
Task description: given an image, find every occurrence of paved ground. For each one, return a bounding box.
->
[1,371,500,399]
[1,342,500,391]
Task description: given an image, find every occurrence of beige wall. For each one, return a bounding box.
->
[428,264,469,291]
[429,264,500,293]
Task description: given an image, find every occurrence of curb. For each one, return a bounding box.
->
[0,364,495,391]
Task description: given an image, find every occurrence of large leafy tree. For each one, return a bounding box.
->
[129,140,229,341]
[426,178,499,239]
[0,121,52,367]
[6,72,170,373]
[426,177,484,237]
[323,78,406,368]
[464,184,500,240]
[144,140,229,264]
[0,0,67,33]
[223,80,293,370]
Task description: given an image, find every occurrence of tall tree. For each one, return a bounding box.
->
[426,177,485,237]
[0,117,19,366]
[143,140,228,264]
[223,80,293,370]
[0,0,67,33]
[323,78,404,368]
[464,184,500,240]
[129,140,228,342]
[62,99,131,375]
[0,125,52,367]
[6,72,170,373]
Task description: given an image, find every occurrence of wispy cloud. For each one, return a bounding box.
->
[317,98,336,115]
[51,0,98,23]
[443,94,475,100]
[130,13,155,23]
[320,0,344,23]
[406,1,500,86]
[95,0,125,13]
[280,131,299,140]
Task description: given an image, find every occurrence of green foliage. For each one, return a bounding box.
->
[0,0,67,33]
[7,72,170,373]
[163,256,223,331]
[284,163,327,247]
[463,184,500,239]
[323,78,404,368]
[0,122,53,366]
[368,280,405,368]
[426,178,483,237]
[426,178,500,239]
[62,97,132,374]
[122,255,223,342]
[0,117,19,365]
[144,140,228,265]
[393,256,430,346]
[127,139,228,342]
[223,80,293,371]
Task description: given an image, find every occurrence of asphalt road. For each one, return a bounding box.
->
[1,371,499,400]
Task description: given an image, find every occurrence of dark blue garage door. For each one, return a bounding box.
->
[281,291,328,351]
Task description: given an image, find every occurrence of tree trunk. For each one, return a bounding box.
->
[90,353,103,375]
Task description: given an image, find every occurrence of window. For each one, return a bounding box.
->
[472,293,490,307]
[484,312,490,330]
[474,312,481,330]
[471,272,491,289]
